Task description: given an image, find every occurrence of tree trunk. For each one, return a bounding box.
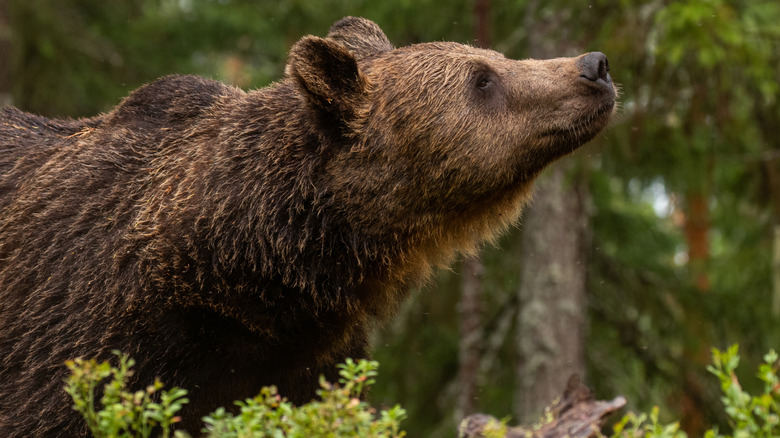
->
[515,164,589,423]
[456,256,485,422]
[679,189,713,437]
[683,190,711,292]
[455,0,491,423]
[0,0,11,107]
[473,0,490,47]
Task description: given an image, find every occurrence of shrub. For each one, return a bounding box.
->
[202,358,406,437]
[65,345,777,437]
[610,345,780,438]
[64,352,189,438]
[65,355,405,437]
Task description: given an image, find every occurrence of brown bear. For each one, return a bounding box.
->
[0,17,615,436]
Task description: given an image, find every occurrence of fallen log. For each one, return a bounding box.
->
[458,376,626,438]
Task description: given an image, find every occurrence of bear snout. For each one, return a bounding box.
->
[577,52,612,88]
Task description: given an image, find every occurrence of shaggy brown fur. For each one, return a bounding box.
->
[0,17,615,436]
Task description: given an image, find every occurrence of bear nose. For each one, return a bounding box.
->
[578,52,610,84]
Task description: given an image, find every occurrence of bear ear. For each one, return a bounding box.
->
[285,36,368,115]
[326,17,393,59]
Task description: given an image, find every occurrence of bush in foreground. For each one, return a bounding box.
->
[611,345,780,438]
[65,355,405,437]
[65,354,188,438]
[65,345,778,437]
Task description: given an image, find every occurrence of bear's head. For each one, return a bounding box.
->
[285,17,615,270]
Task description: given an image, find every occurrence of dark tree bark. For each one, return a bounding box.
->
[455,0,492,422]
[473,0,491,47]
[0,0,11,107]
[683,190,711,292]
[456,256,485,422]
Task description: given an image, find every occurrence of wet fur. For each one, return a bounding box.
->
[0,17,615,436]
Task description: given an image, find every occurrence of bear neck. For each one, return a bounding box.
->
[148,82,405,324]
[154,79,530,329]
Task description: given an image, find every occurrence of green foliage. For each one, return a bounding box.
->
[60,346,780,438]
[609,346,780,438]
[203,358,406,438]
[64,352,189,438]
[66,355,405,438]
[705,345,780,437]
[611,406,687,438]
[478,417,509,438]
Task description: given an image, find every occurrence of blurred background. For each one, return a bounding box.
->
[2,1,779,436]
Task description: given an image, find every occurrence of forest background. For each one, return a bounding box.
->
[2,1,779,436]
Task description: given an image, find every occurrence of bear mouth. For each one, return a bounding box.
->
[540,100,615,144]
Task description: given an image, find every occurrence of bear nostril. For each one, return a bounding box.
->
[578,52,610,83]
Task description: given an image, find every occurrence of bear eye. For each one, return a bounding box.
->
[477,77,492,89]
[471,68,504,106]
[473,71,496,93]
